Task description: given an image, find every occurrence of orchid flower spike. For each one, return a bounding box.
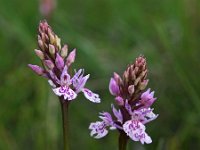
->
[28,20,101,103]
[89,55,158,145]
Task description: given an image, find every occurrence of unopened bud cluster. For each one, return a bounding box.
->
[113,56,149,105]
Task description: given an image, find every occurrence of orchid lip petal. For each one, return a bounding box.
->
[52,86,77,101]
[63,87,77,101]
[123,120,152,144]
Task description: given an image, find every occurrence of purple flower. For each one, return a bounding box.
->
[89,108,123,139]
[29,20,101,103]
[90,102,157,143]
[89,56,158,145]
[139,88,156,108]
[49,66,100,102]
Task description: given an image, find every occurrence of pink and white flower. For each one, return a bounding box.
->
[89,121,108,139]
[123,120,152,144]
[139,88,156,108]
[50,66,100,103]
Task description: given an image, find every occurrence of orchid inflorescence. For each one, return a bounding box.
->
[89,56,158,144]
[28,20,100,103]
[28,20,158,150]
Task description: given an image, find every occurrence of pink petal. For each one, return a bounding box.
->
[63,87,77,100]
[52,87,63,96]
[99,112,114,126]
[52,86,77,101]
[60,66,71,86]
[66,49,76,67]
[140,89,156,108]
[49,70,60,84]
[72,69,90,93]
[111,104,123,123]
[125,100,133,115]
[89,121,108,139]
[123,120,152,144]
[82,88,100,103]
[48,80,56,88]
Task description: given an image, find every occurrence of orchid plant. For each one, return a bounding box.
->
[28,20,100,150]
[89,56,158,150]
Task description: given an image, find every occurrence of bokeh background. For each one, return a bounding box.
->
[1,0,200,149]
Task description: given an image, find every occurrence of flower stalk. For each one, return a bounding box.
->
[60,98,70,150]
[119,132,128,150]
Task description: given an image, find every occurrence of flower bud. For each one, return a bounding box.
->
[41,33,46,42]
[55,35,61,50]
[28,64,44,76]
[61,44,68,58]
[115,96,124,106]
[44,60,54,69]
[128,85,135,95]
[49,44,55,55]
[34,49,44,60]
[38,40,45,51]
[48,28,55,44]
[134,76,141,86]
[55,53,64,70]
[113,72,122,85]
[139,70,147,79]
[109,78,120,96]
[131,70,136,80]
[123,70,129,83]
[139,79,149,90]
[66,49,76,66]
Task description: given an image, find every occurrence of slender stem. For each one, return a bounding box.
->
[118,132,128,150]
[60,99,70,150]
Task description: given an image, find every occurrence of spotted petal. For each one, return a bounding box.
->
[123,120,152,144]
[52,86,77,101]
[89,121,108,139]
[63,87,77,100]
[82,88,101,103]
[72,69,90,93]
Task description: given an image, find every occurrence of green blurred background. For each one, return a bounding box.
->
[0,0,200,149]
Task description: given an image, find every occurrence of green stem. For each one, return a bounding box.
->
[118,132,128,150]
[60,99,70,150]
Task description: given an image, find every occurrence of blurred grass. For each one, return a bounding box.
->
[0,0,200,149]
